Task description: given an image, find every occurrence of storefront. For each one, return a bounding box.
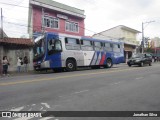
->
[124,44,136,62]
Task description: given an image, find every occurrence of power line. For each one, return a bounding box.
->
[3,16,27,22]
[0,1,29,8]
[4,20,118,39]
[0,1,120,39]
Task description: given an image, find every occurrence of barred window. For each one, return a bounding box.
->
[43,16,59,29]
[66,21,79,33]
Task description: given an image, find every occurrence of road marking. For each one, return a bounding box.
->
[40,106,43,110]
[39,117,55,120]
[111,82,121,85]
[14,117,33,120]
[31,104,36,106]
[0,68,141,86]
[41,103,51,109]
[10,106,24,111]
[72,90,89,94]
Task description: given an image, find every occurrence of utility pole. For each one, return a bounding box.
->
[142,22,144,53]
[1,8,3,39]
[41,8,45,33]
[141,21,155,53]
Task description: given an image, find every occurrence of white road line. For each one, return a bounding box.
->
[111,82,121,85]
[40,106,44,110]
[41,103,51,108]
[72,90,89,94]
[39,117,55,120]
[14,117,34,120]
[31,104,36,106]
[10,106,24,111]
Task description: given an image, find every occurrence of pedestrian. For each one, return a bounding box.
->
[23,56,28,72]
[2,56,9,76]
[17,57,22,72]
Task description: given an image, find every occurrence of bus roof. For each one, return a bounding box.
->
[36,32,124,44]
[81,37,123,44]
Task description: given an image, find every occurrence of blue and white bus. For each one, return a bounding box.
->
[33,32,125,71]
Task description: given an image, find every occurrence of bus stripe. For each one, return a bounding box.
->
[99,53,106,65]
[95,51,100,65]
[90,52,95,65]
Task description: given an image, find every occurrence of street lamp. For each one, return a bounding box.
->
[141,21,155,53]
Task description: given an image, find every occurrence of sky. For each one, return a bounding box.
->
[0,0,160,40]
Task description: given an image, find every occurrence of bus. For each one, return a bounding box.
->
[33,32,125,72]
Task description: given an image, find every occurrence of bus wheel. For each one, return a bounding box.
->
[66,59,76,72]
[106,59,113,68]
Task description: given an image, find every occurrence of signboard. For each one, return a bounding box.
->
[57,14,68,20]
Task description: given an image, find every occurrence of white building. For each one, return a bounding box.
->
[93,25,141,62]
[151,37,160,48]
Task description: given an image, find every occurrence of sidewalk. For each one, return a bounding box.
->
[1,62,159,78]
[0,70,36,78]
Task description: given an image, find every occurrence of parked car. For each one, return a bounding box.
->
[127,53,152,67]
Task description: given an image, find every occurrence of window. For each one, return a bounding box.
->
[94,41,103,51]
[43,16,59,29]
[81,40,94,51]
[48,38,55,53]
[104,43,113,51]
[48,38,62,55]
[113,44,121,52]
[33,38,45,57]
[65,38,80,50]
[66,21,79,32]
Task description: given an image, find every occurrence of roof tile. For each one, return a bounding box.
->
[0,38,33,46]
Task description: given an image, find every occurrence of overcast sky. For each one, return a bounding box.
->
[0,0,160,40]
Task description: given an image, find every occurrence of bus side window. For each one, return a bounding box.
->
[81,40,93,51]
[65,38,68,43]
[104,43,112,51]
[76,39,80,44]
[118,44,120,48]
[113,44,121,52]
[81,40,83,45]
[90,41,93,45]
[94,41,102,51]
[48,39,55,51]
[110,43,113,48]
[65,37,80,50]
[48,38,55,55]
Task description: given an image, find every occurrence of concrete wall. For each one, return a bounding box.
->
[1,46,33,72]
[0,46,4,74]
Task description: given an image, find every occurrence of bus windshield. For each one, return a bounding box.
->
[33,36,45,59]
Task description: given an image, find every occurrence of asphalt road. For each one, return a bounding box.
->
[0,63,160,120]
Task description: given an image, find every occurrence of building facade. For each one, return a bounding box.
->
[0,38,33,73]
[92,25,140,62]
[28,0,86,39]
[150,37,160,48]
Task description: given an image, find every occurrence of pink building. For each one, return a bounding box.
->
[28,0,86,38]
